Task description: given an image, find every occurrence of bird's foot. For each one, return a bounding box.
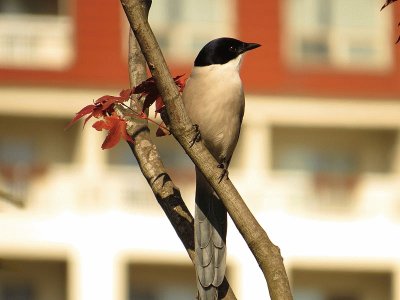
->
[190,124,201,148]
[217,161,229,183]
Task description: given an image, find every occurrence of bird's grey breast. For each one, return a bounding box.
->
[183,65,245,161]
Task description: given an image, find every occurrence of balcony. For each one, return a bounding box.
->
[2,160,399,223]
[0,14,73,70]
[232,169,400,220]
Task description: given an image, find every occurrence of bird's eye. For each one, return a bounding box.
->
[229,46,236,52]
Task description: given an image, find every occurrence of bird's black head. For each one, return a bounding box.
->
[194,37,261,67]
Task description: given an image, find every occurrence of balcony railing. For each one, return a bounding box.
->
[2,164,399,221]
[0,14,73,70]
[234,170,400,219]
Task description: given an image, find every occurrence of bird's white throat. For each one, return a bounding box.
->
[191,54,244,79]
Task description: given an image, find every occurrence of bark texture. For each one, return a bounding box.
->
[120,0,293,299]
[121,1,236,299]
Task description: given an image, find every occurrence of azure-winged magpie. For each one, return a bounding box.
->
[183,37,260,300]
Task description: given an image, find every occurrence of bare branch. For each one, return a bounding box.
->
[120,2,236,299]
[120,0,293,299]
[123,0,194,262]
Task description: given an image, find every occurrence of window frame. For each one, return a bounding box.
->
[282,0,394,72]
[0,0,74,70]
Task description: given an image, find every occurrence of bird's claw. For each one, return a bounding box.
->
[190,124,201,148]
[217,161,229,183]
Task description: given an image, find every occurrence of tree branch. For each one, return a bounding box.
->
[121,0,293,299]
[120,2,236,299]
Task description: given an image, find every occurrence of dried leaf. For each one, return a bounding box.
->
[92,115,134,149]
[66,89,133,130]
[65,104,96,129]
[156,123,170,137]
[133,75,186,113]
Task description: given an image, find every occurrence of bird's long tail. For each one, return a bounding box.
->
[194,167,227,300]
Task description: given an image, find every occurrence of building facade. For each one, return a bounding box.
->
[0,0,400,299]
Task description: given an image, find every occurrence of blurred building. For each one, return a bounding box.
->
[0,0,400,299]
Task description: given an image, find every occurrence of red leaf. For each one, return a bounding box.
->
[119,88,132,99]
[91,106,106,119]
[156,122,170,137]
[173,74,186,92]
[66,89,133,130]
[133,75,186,113]
[65,104,96,129]
[92,119,111,131]
[133,77,156,94]
[94,95,115,110]
[121,124,135,145]
[92,115,134,149]
[155,98,165,113]
[94,90,131,111]
[143,91,161,112]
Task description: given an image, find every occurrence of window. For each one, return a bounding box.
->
[284,0,393,71]
[0,139,35,202]
[1,284,35,300]
[127,263,196,300]
[0,259,67,300]
[0,0,73,69]
[272,127,397,174]
[148,0,235,61]
[0,116,78,202]
[271,127,397,206]
[292,269,392,300]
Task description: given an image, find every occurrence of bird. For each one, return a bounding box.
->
[182,37,260,299]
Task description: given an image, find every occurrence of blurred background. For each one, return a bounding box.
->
[0,0,400,299]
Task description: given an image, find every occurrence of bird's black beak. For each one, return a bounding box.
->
[240,42,261,54]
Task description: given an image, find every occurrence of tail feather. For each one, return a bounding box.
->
[195,168,227,299]
[198,286,218,300]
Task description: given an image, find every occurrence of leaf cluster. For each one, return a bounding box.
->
[65,75,186,149]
